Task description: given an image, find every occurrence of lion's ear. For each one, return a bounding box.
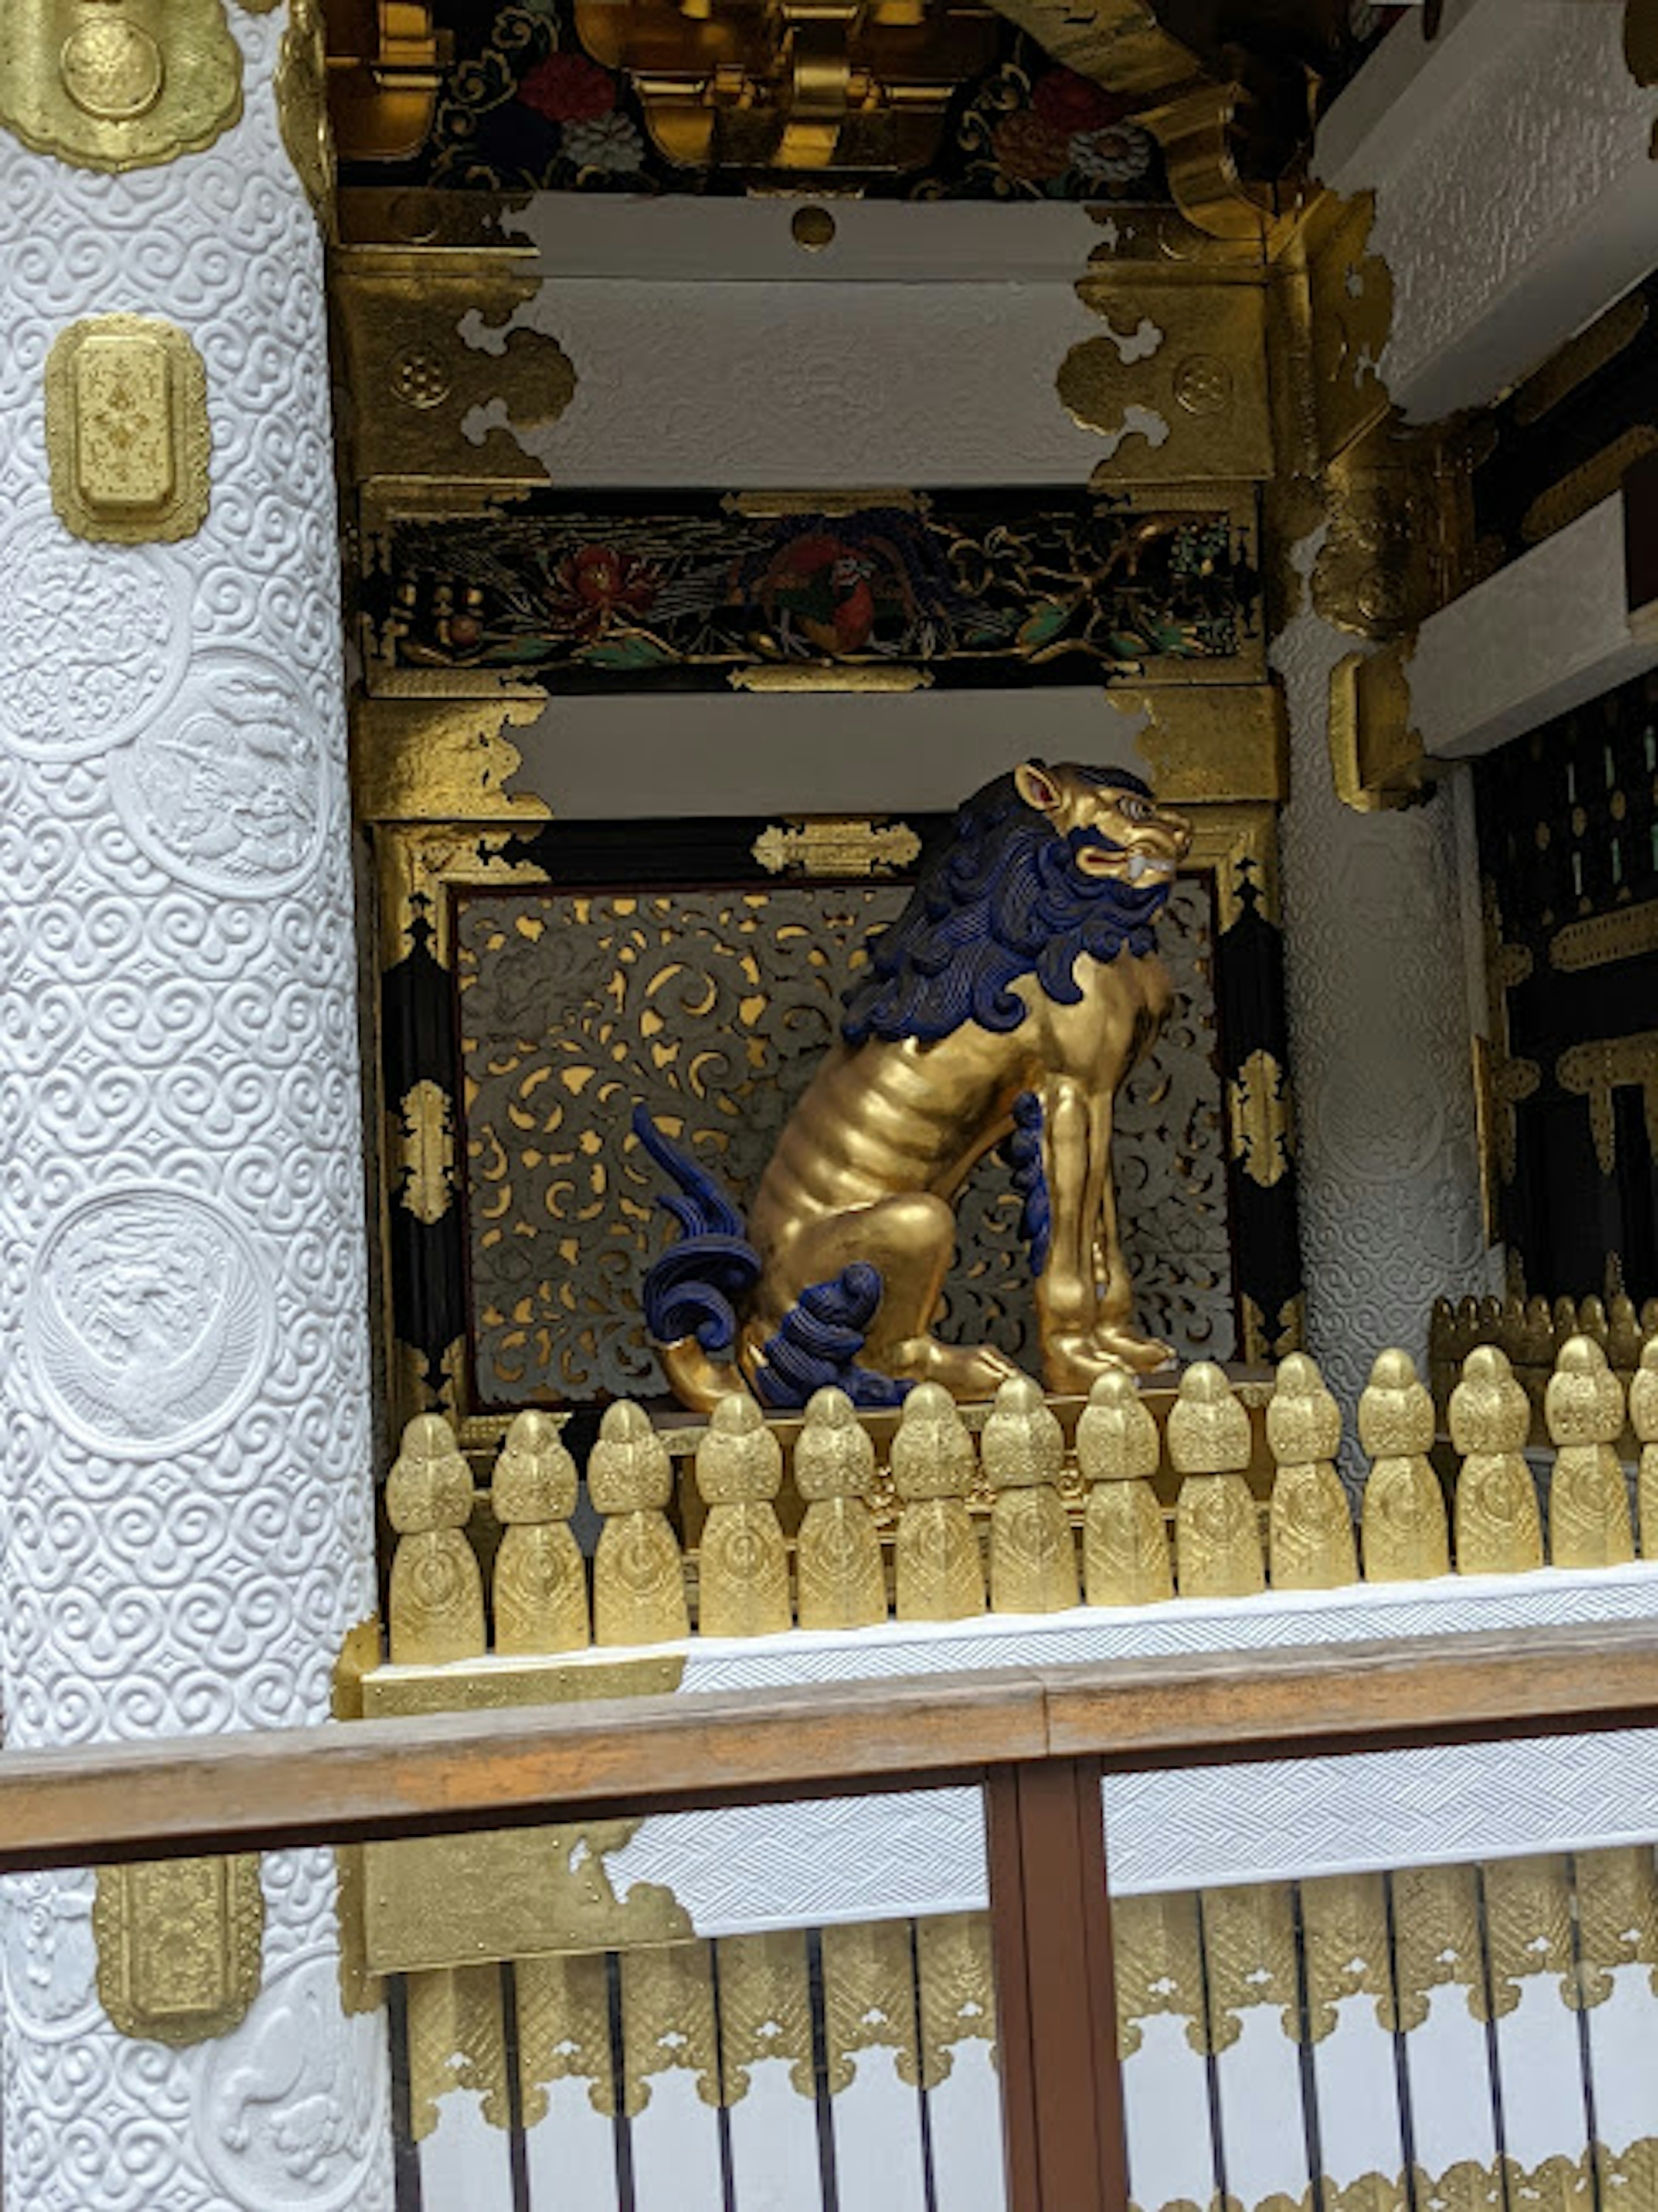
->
[1013,760,1063,815]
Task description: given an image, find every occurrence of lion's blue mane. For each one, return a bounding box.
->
[841,764,1171,1047]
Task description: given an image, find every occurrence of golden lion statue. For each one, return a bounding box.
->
[636,759,1192,1411]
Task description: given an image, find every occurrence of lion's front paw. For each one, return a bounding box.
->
[1043,1329,1174,1393]
[1089,1324,1176,1375]
[888,1336,1022,1402]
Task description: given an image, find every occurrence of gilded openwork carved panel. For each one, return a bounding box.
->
[456,873,1233,1406]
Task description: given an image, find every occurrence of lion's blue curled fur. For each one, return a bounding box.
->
[1006,1090,1051,1278]
[842,766,1171,1047]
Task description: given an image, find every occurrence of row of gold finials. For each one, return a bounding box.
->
[384,1339,1658,1665]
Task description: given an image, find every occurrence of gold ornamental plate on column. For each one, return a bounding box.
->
[44,315,210,544]
[0,0,242,173]
[94,1854,265,2046]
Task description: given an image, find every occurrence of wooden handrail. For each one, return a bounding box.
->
[1,1617,1657,1872]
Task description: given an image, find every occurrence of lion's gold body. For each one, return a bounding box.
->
[658,763,1192,1412]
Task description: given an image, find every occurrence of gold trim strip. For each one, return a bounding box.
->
[1550,900,1658,973]
[752,819,922,878]
[728,665,933,693]
[724,491,921,517]
[1523,425,1658,547]
[1513,294,1649,427]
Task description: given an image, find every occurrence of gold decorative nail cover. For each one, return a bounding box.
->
[44,316,210,544]
[0,0,242,173]
[95,1854,264,2046]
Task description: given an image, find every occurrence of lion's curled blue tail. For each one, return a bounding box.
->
[633,1108,909,1410]
[633,1109,761,1356]
[755,1266,911,1412]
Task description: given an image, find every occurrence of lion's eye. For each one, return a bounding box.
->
[1120,795,1149,822]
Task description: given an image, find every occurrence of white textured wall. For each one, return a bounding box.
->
[0,11,391,2208]
[1272,591,1497,1448]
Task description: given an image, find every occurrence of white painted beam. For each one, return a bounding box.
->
[1410,494,1658,760]
[1316,0,1658,421]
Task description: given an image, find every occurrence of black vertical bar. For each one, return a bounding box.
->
[1289,1883,1327,2212]
[1472,1867,1513,2208]
[1193,1893,1234,2212]
[708,1941,740,2212]
[807,1928,842,2212]
[1382,1873,1424,2212]
[499,1961,533,2212]
[1565,1855,1606,2212]
[388,1973,426,2212]
[608,1952,637,2212]
[907,1919,940,2212]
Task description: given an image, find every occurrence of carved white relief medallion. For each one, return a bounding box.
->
[27,1189,275,1458]
[0,1872,101,2039]
[108,646,329,897]
[198,1952,389,2211]
[0,508,192,760]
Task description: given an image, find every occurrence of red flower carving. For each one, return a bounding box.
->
[993,111,1071,184]
[549,546,658,639]
[518,52,616,124]
[1031,68,1131,137]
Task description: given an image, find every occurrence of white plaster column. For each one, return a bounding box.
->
[0,11,393,2208]
[1271,590,1496,1451]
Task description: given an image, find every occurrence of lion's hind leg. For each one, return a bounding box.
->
[750,1193,1019,1405]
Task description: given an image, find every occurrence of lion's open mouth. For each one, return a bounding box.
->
[1074,840,1178,882]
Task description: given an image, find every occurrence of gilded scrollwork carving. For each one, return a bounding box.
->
[1266,1352,1358,1591]
[983,1370,1079,1614]
[716,1930,816,2103]
[820,1918,921,2095]
[794,1386,887,1631]
[693,1394,791,1638]
[892,1383,986,1623]
[516,1949,616,2123]
[1449,1347,1544,1576]
[1358,1349,1450,1582]
[1113,1890,1207,2060]
[916,1912,997,2090]
[1545,1336,1633,1570]
[1300,1872,1396,2041]
[491,1409,589,1654]
[1391,1864,1487,2031]
[589,1399,690,1647]
[1170,1362,1265,1599]
[1200,1883,1300,2052]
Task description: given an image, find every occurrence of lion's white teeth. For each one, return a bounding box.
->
[1128,853,1146,880]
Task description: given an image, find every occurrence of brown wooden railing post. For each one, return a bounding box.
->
[987,1754,1130,2212]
